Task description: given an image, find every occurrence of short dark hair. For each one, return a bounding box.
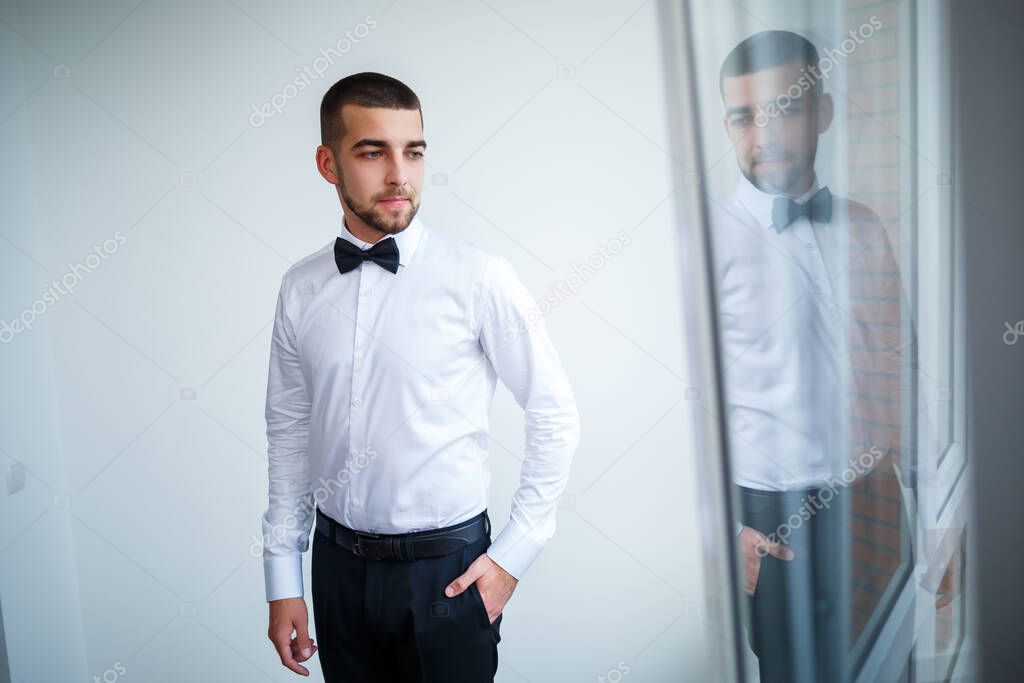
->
[719,30,822,99]
[320,72,422,151]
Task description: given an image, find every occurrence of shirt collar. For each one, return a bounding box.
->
[339,213,425,267]
[735,173,821,230]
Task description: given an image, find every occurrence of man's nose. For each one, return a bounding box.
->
[385,157,410,188]
[753,117,781,146]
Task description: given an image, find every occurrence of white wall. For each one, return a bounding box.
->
[0,1,716,681]
[0,3,92,679]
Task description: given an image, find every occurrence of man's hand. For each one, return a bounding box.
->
[268,597,317,676]
[738,526,795,596]
[444,553,518,624]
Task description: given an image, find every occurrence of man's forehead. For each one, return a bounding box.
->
[340,104,422,140]
[722,61,806,106]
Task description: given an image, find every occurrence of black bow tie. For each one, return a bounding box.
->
[334,236,400,274]
[771,187,833,232]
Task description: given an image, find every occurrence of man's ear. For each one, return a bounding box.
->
[816,92,834,135]
[315,144,340,185]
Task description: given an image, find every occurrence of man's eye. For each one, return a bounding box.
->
[363,151,382,158]
[409,151,424,159]
[731,116,751,128]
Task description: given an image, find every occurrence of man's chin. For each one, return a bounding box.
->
[746,170,800,196]
[369,208,416,234]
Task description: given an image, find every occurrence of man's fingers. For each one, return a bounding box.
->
[767,541,795,561]
[445,564,482,598]
[738,526,790,596]
[291,639,317,662]
[749,529,795,561]
[294,619,314,659]
[444,572,468,597]
[745,558,760,596]
[445,553,494,598]
[272,636,310,676]
[268,598,314,676]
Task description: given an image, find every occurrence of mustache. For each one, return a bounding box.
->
[751,153,791,163]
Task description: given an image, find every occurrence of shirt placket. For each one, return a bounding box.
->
[795,218,845,335]
[348,262,376,527]
[798,216,851,471]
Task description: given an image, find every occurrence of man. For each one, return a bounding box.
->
[261,72,581,682]
[714,32,910,682]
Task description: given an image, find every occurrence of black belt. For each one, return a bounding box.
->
[738,484,845,499]
[315,507,490,561]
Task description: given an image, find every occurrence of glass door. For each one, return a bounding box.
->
[658,1,970,680]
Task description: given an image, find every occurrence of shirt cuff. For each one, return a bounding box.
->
[264,553,304,602]
[485,516,546,581]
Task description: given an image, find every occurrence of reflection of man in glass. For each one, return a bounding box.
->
[714,30,908,682]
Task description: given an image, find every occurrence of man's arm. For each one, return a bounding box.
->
[476,255,582,581]
[262,279,318,676]
[261,280,315,602]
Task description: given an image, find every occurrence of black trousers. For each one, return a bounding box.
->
[311,511,503,682]
[740,485,845,683]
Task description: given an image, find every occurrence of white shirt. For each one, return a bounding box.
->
[261,214,580,601]
[712,175,853,491]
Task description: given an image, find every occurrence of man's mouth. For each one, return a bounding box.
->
[378,197,410,208]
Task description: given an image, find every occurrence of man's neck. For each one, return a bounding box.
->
[783,170,817,199]
[343,214,388,244]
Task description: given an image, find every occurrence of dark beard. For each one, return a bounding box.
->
[741,162,813,197]
[339,177,419,236]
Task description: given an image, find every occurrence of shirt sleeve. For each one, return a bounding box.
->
[477,255,581,581]
[261,279,315,602]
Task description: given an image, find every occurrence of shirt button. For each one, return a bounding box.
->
[351,397,361,409]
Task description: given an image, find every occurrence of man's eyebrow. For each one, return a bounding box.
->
[351,138,428,151]
[725,106,753,116]
[725,95,808,117]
